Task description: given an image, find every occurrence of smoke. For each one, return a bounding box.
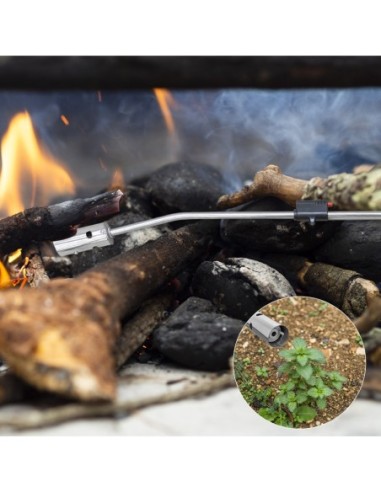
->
[1,88,381,196]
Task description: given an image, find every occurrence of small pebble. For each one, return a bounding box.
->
[337,339,350,346]
[356,347,366,355]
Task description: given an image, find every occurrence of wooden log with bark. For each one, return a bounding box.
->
[0,190,123,256]
[0,221,218,402]
[251,253,380,319]
[217,163,381,210]
[115,292,175,369]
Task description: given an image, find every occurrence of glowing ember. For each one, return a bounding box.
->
[153,88,177,135]
[60,114,70,126]
[0,111,75,218]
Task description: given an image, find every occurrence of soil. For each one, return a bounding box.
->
[234,296,366,428]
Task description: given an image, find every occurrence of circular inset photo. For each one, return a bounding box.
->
[233,296,366,428]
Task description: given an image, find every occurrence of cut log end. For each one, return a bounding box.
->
[0,280,118,401]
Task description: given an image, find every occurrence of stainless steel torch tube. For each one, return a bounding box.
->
[246,312,289,347]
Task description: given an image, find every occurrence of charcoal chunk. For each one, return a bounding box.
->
[145,161,233,212]
[192,258,295,320]
[153,297,242,371]
[314,221,381,282]
[221,197,336,253]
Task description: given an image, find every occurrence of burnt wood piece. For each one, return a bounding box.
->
[217,163,381,211]
[24,244,50,288]
[192,258,295,320]
[221,197,336,253]
[314,221,381,281]
[115,292,175,369]
[0,221,218,402]
[153,297,242,371]
[253,253,379,319]
[1,57,381,89]
[0,190,123,256]
[146,161,233,213]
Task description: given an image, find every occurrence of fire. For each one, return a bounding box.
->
[0,111,75,218]
[0,260,11,288]
[153,88,177,135]
[109,168,125,190]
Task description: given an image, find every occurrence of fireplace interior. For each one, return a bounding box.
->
[0,57,381,432]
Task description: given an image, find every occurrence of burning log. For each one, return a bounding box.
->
[217,163,381,210]
[251,253,379,319]
[0,221,218,401]
[115,292,175,369]
[0,190,123,256]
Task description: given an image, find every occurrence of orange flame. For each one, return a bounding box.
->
[153,88,177,135]
[0,112,75,218]
[109,168,125,191]
[0,260,11,288]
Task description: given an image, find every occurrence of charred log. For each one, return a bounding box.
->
[0,190,123,256]
[0,221,218,402]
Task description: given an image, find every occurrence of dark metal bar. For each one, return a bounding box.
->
[1,56,381,89]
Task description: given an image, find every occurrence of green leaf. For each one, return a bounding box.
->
[296,355,309,366]
[288,401,297,413]
[278,362,292,374]
[305,376,317,386]
[274,394,287,405]
[322,386,333,397]
[295,405,317,422]
[296,364,313,380]
[296,392,308,404]
[284,380,295,391]
[307,387,319,398]
[292,338,307,350]
[279,349,295,362]
[317,398,327,410]
[331,381,343,390]
[307,348,326,363]
[328,371,347,383]
[258,408,277,422]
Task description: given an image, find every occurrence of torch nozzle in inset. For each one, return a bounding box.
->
[246,312,289,347]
